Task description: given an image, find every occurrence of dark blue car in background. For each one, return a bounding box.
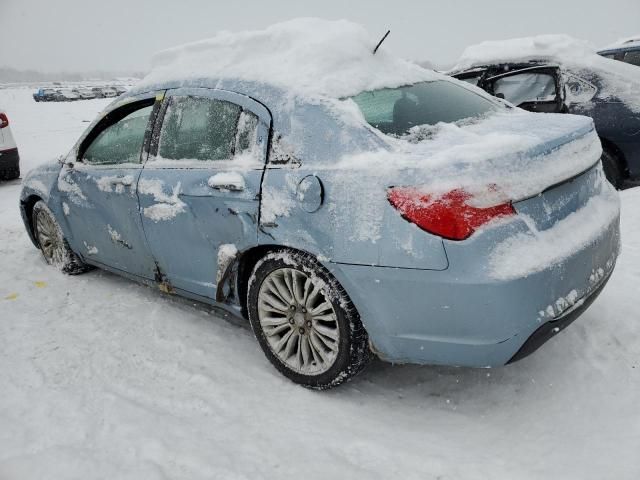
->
[450,36,640,189]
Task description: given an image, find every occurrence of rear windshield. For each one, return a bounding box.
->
[350,80,496,136]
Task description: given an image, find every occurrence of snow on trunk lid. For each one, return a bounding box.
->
[513,162,607,231]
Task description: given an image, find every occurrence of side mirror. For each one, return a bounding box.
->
[57,155,75,168]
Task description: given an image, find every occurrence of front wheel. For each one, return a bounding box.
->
[247,250,370,389]
[32,201,91,275]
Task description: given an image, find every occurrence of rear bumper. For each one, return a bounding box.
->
[506,268,611,364]
[0,147,20,177]
[326,205,620,367]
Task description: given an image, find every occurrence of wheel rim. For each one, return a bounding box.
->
[35,209,65,265]
[257,267,340,375]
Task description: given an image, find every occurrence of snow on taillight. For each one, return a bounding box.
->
[387,186,516,241]
[0,113,9,129]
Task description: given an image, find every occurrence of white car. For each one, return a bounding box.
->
[100,87,118,98]
[56,89,80,101]
[0,108,20,180]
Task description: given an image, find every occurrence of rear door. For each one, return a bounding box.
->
[60,94,161,278]
[138,87,271,299]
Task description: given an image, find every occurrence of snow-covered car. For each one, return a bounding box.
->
[449,35,640,189]
[100,87,118,98]
[0,107,20,180]
[55,89,80,102]
[19,20,620,389]
[599,37,640,67]
[113,85,127,95]
[33,88,58,102]
[91,87,107,98]
[73,88,96,100]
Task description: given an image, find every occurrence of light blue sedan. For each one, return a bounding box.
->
[20,76,620,389]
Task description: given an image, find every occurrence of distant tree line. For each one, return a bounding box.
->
[0,66,145,83]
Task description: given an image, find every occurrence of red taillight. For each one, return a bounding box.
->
[0,113,8,129]
[387,186,516,241]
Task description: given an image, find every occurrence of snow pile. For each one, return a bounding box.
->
[95,175,134,194]
[600,34,640,50]
[489,177,620,280]
[333,110,600,201]
[453,34,640,112]
[138,179,187,222]
[261,184,296,224]
[141,18,439,98]
[207,172,246,192]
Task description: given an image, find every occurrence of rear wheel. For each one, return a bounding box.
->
[32,201,90,275]
[601,149,624,189]
[0,166,19,180]
[247,249,370,389]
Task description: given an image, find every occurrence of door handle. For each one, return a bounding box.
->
[113,176,133,186]
[208,173,245,192]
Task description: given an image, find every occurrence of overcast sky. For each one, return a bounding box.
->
[1,0,639,73]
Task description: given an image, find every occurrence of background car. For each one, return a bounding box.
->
[449,35,640,188]
[0,107,20,180]
[100,87,117,98]
[55,89,81,102]
[73,88,96,100]
[32,88,58,102]
[90,87,106,98]
[599,37,640,67]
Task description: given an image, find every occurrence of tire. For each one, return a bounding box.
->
[32,201,91,275]
[0,167,19,180]
[247,249,370,389]
[601,149,624,189]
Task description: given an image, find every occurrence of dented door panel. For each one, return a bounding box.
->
[137,87,271,299]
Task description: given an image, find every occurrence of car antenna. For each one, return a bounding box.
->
[373,30,391,55]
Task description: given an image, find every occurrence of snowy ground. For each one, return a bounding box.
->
[1,87,639,479]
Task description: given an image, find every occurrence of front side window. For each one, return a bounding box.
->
[83,105,153,165]
[492,73,557,106]
[157,96,258,162]
[350,80,496,136]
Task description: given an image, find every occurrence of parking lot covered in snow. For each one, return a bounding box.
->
[1,87,639,479]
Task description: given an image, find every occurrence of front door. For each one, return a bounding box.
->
[60,96,160,279]
[137,88,271,299]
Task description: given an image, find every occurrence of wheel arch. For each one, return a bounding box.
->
[20,194,44,247]
[231,244,326,320]
[599,136,629,179]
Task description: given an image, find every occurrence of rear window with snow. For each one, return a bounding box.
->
[350,80,495,136]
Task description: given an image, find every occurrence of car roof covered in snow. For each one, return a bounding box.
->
[599,35,640,52]
[133,18,443,100]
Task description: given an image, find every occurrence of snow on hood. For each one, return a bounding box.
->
[139,18,441,99]
[452,34,640,113]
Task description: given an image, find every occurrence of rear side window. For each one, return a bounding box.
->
[83,105,153,165]
[624,50,640,66]
[350,80,495,136]
[157,96,259,162]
